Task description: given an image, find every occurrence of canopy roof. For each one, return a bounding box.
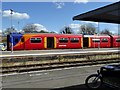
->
[73,2,120,24]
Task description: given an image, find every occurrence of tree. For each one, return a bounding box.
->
[22,23,49,33]
[22,23,37,33]
[79,23,96,35]
[39,30,48,33]
[49,31,56,33]
[100,29,112,35]
[60,26,74,34]
[3,27,17,35]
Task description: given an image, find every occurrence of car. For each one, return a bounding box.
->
[0,43,6,51]
[101,64,120,89]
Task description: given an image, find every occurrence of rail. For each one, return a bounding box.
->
[1,52,120,74]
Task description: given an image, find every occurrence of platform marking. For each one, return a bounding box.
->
[1,50,120,58]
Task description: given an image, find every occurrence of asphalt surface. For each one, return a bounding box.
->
[1,48,119,90]
[2,84,114,90]
[52,84,114,90]
[2,64,118,90]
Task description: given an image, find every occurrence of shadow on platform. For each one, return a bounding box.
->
[52,84,114,90]
[2,84,114,90]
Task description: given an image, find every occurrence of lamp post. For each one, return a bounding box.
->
[10,9,13,29]
[18,21,20,31]
[10,9,13,53]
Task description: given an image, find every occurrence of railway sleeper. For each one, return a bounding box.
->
[2,59,120,74]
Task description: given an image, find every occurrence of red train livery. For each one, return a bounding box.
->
[7,33,83,50]
[112,36,120,47]
[84,35,111,48]
[7,33,120,50]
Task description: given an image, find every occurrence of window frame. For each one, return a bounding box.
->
[21,38,24,42]
[14,38,19,43]
[116,38,120,42]
[59,38,68,43]
[30,37,42,43]
[70,38,79,43]
[92,38,100,43]
[101,38,108,42]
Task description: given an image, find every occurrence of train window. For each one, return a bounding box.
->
[21,38,24,42]
[15,38,19,43]
[92,38,100,42]
[30,38,42,43]
[116,38,120,42]
[101,38,108,42]
[59,38,68,43]
[70,38,79,43]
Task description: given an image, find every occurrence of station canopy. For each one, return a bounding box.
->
[73,2,120,24]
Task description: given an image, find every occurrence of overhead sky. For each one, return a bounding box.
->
[1,0,119,34]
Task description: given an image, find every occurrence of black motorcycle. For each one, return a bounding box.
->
[85,64,120,89]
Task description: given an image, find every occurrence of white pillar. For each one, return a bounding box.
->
[11,35,13,53]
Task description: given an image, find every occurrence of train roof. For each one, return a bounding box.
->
[112,35,120,38]
[9,33,23,36]
[9,33,83,37]
[84,35,110,38]
[23,33,83,37]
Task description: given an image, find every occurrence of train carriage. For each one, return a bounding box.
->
[23,34,45,50]
[7,33,119,51]
[7,33,83,50]
[83,35,111,48]
[55,34,83,49]
[112,35,120,47]
[7,33,24,50]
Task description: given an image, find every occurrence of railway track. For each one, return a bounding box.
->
[2,58,120,74]
[1,51,120,74]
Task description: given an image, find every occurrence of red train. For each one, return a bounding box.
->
[7,33,120,50]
